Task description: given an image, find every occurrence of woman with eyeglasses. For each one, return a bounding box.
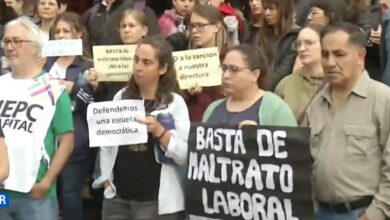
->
[307,0,345,26]
[275,24,324,122]
[202,44,296,127]
[185,4,227,122]
[258,0,300,90]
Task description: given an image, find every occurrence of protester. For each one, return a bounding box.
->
[305,22,390,220]
[275,24,324,121]
[245,0,263,45]
[37,0,67,40]
[158,0,196,38]
[307,0,345,26]
[203,44,296,126]
[205,0,243,44]
[186,4,226,122]
[0,16,74,220]
[44,11,94,220]
[258,0,300,89]
[87,6,150,102]
[0,127,8,183]
[92,35,190,220]
[94,0,159,45]
[381,0,390,85]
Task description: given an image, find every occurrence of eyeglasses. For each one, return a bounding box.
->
[292,40,317,51]
[188,23,214,32]
[1,39,33,49]
[221,64,251,74]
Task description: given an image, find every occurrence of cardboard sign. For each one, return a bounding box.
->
[93,45,136,82]
[173,47,222,89]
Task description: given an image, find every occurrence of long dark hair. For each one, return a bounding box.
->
[226,44,271,90]
[260,0,294,41]
[50,12,93,58]
[122,35,179,104]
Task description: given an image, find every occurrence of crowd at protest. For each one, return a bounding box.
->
[0,0,390,219]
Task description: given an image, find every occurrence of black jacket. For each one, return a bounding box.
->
[271,25,301,90]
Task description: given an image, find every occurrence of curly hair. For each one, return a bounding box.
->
[122,35,179,104]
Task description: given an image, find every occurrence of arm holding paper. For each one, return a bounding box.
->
[137,93,190,166]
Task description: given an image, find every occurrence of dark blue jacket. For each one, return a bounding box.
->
[44,56,94,162]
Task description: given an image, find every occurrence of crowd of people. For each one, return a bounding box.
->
[0,0,390,220]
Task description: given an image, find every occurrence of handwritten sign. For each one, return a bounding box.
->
[173,47,222,89]
[42,39,83,57]
[93,45,136,82]
[87,100,148,147]
[186,124,314,220]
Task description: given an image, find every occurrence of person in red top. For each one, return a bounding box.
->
[206,0,244,41]
[186,4,228,122]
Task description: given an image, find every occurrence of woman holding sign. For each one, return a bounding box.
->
[186,4,227,122]
[44,12,94,220]
[203,44,297,127]
[93,35,190,220]
[87,6,151,102]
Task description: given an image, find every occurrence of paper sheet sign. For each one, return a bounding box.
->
[93,45,137,82]
[173,47,222,89]
[87,100,148,147]
[42,39,83,57]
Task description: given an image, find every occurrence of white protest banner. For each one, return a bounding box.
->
[87,100,148,147]
[173,47,222,89]
[42,39,83,57]
[93,45,136,82]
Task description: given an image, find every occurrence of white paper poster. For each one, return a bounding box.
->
[43,39,83,57]
[87,100,148,147]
